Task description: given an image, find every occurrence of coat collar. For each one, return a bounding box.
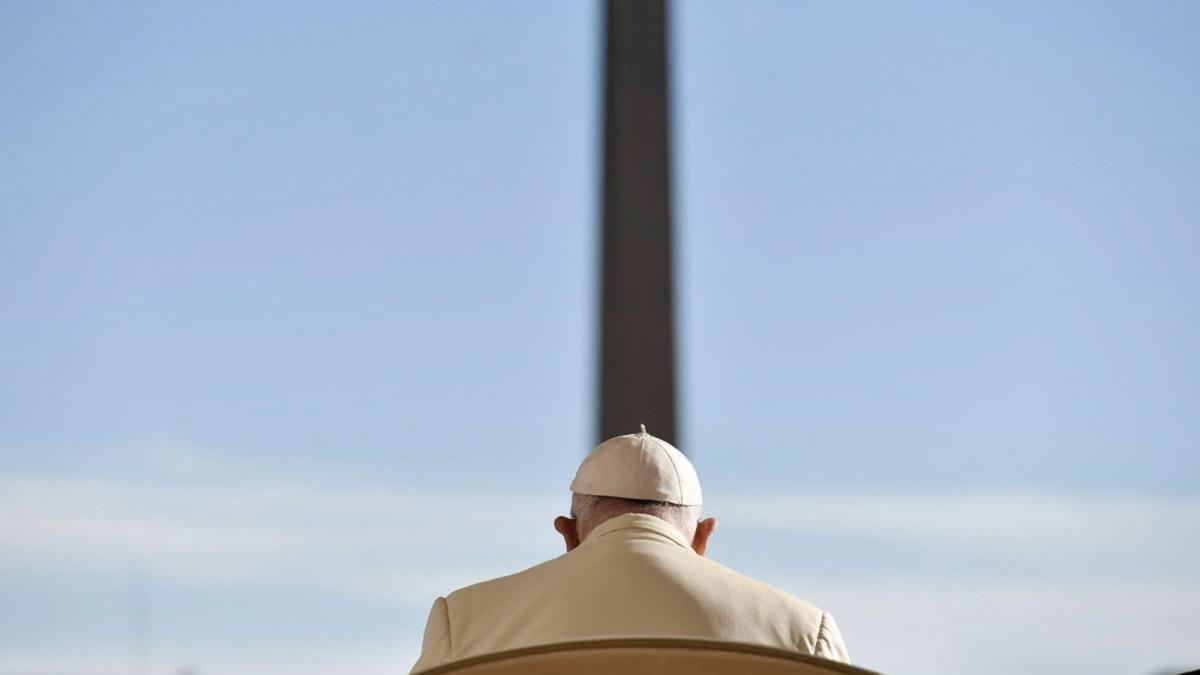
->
[581,513,693,551]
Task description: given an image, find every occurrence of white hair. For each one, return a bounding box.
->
[571,493,701,542]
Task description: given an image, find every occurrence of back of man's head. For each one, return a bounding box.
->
[570,492,701,542]
[554,427,716,556]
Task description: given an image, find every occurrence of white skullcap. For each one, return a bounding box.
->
[570,424,702,506]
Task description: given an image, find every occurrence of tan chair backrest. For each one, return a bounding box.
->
[420,638,881,675]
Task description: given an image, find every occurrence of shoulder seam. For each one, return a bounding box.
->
[442,596,453,657]
[815,611,830,653]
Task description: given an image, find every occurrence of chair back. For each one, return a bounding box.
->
[420,637,881,675]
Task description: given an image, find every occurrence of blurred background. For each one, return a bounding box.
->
[2,1,1198,674]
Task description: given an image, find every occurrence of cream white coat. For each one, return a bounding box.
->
[411,514,849,672]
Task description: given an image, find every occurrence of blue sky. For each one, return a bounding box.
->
[2,2,1198,675]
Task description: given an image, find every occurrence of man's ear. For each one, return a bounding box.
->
[554,516,581,552]
[692,517,718,556]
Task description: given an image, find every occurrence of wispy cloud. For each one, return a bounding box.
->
[0,643,419,675]
[716,490,1200,582]
[815,581,1200,675]
[0,474,563,601]
[2,469,1197,675]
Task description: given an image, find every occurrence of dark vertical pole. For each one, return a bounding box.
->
[599,0,678,446]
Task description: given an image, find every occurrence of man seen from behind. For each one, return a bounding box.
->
[410,425,850,672]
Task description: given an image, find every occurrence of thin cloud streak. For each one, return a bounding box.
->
[818,581,1200,675]
[0,475,563,601]
[716,490,1200,581]
[4,475,1197,591]
[3,473,1197,675]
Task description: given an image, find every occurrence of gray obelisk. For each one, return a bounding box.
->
[598,0,678,446]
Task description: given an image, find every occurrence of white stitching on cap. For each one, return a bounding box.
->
[632,432,646,499]
[653,436,686,504]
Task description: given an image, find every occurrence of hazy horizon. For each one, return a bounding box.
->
[3,2,1198,674]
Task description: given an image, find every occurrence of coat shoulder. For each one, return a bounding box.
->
[692,555,827,633]
[444,553,569,609]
